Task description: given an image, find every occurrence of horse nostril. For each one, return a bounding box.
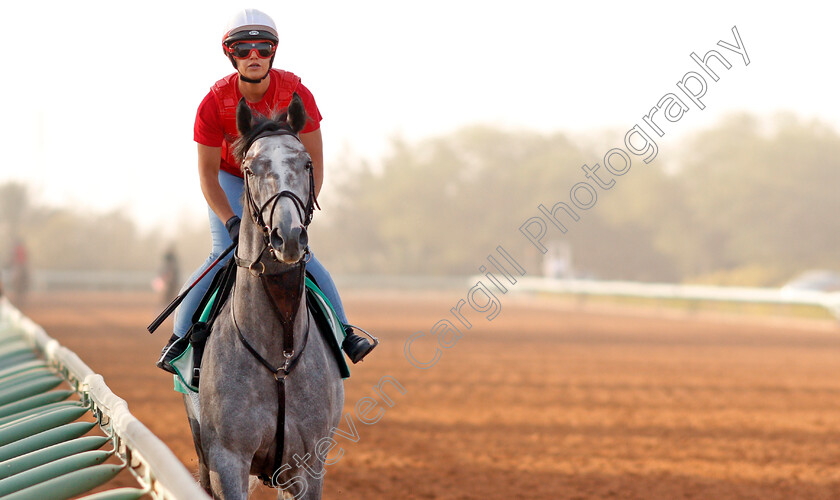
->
[270,228,284,249]
[298,226,309,249]
[289,225,308,247]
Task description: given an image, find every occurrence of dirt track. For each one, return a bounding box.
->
[20,290,840,499]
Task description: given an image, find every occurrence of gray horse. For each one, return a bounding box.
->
[185,94,344,499]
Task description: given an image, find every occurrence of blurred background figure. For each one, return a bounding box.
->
[543,240,574,279]
[153,246,180,306]
[6,238,30,307]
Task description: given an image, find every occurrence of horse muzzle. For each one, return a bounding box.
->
[269,225,308,263]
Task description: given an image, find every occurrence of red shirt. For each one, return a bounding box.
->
[194,71,322,177]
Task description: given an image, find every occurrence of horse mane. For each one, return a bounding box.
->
[233,111,292,163]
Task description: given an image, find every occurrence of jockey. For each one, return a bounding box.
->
[157,8,375,373]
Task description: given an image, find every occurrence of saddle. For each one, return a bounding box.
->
[172,260,350,395]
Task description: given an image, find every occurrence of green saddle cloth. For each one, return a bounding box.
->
[173,277,350,394]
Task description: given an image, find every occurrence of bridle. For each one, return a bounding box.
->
[229,126,322,484]
[239,127,320,274]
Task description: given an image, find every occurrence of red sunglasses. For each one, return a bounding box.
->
[226,41,276,59]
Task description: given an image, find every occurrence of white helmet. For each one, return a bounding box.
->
[222,9,279,48]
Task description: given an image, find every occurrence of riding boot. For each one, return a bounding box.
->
[156,334,189,374]
[342,327,376,364]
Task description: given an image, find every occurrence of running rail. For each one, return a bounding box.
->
[504,277,840,320]
[0,297,209,499]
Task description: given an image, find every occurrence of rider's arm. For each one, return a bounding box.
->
[300,129,324,197]
[197,144,236,223]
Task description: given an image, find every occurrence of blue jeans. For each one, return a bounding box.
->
[173,171,349,338]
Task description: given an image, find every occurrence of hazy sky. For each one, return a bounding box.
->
[0,1,835,230]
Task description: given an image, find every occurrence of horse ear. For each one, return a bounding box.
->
[236,97,253,136]
[287,93,307,134]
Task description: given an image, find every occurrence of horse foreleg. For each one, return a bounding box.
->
[205,445,250,500]
[198,461,211,494]
[190,421,211,493]
[272,468,325,500]
[183,397,212,493]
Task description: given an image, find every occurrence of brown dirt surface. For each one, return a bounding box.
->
[19,289,840,499]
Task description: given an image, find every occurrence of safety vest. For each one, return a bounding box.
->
[210,69,302,174]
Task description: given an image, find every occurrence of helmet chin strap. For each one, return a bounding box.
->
[239,70,270,84]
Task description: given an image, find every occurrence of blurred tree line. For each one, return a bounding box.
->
[310,112,840,285]
[2,112,838,286]
[0,182,208,274]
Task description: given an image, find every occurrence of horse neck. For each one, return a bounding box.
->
[233,222,307,356]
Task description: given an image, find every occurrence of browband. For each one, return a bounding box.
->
[243,128,301,158]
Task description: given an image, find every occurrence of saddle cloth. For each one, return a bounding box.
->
[173,276,351,395]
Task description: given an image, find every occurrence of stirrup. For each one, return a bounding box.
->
[156,335,188,374]
[342,324,379,364]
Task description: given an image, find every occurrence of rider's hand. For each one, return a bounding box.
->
[225,216,241,243]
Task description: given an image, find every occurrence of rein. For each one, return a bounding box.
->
[229,126,320,484]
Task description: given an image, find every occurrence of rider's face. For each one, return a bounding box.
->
[235,48,271,80]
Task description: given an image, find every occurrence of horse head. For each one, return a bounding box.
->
[234,94,316,264]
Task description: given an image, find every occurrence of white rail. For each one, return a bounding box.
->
[506,277,840,320]
[0,297,209,500]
